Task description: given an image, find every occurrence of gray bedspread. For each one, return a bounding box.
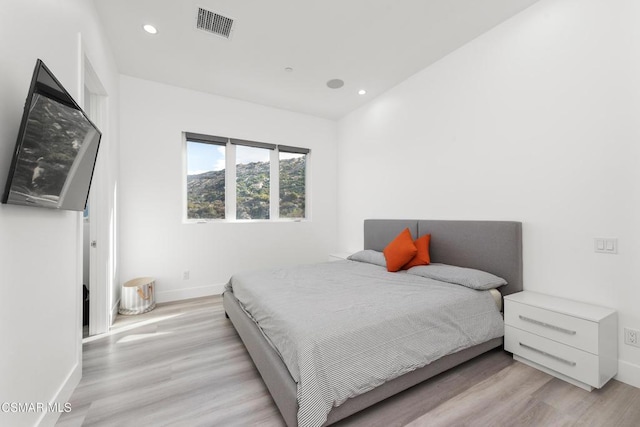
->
[225,260,504,427]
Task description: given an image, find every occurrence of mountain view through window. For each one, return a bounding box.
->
[186,141,225,219]
[186,138,307,220]
[236,145,270,220]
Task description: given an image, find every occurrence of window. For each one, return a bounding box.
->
[186,133,226,220]
[279,146,308,219]
[235,144,270,220]
[185,132,309,221]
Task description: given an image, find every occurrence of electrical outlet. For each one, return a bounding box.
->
[183,270,190,280]
[625,328,640,347]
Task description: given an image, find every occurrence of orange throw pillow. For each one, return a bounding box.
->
[383,228,418,272]
[403,234,431,269]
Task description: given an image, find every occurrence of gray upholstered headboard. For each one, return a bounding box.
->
[363,219,523,296]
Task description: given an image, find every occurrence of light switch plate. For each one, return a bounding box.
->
[594,238,618,254]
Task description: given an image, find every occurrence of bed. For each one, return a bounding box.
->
[223,219,523,426]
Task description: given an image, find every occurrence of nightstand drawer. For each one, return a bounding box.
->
[505,325,599,387]
[505,300,598,354]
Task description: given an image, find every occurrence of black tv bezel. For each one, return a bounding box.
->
[2,59,102,211]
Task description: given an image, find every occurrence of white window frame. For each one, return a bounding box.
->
[225,142,236,220]
[270,148,279,220]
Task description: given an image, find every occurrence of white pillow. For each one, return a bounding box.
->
[407,263,507,290]
[347,250,387,267]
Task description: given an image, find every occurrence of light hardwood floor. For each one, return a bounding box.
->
[57,296,640,427]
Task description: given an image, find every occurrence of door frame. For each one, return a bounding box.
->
[79,39,110,336]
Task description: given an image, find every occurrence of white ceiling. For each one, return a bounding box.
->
[93,0,540,120]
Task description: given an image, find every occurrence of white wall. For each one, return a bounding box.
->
[0,1,119,426]
[337,0,640,388]
[119,76,338,301]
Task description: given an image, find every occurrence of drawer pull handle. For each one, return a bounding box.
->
[519,315,576,335]
[519,342,577,366]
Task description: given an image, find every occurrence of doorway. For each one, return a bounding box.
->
[82,54,110,337]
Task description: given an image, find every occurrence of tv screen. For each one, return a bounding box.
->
[2,59,101,211]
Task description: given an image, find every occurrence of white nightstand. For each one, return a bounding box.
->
[328,252,352,262]
[504,291,617,391]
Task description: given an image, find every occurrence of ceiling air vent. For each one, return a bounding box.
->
[196,8,234,39]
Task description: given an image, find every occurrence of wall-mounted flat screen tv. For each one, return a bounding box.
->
[2,59,101,211]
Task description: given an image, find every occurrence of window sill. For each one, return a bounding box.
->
[183,218,309,225]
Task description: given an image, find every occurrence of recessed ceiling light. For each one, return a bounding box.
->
[143,24,158,34]
[285,67,293,72]
[358,89,367,95]
[327,79,344,89]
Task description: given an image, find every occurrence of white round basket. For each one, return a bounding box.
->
[119,277,156,315]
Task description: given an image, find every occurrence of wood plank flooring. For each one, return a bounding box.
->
[56,296,640,427]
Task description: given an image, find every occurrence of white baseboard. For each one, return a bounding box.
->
[37,361,81,427]
[615,359,640,389]
[156,283,225,303]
